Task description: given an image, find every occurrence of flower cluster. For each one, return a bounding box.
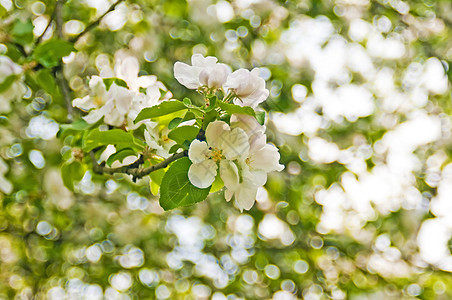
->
[72,56,171,129]
[0,56,26,113]
[188,116,283,210]
[174,54,269,108]
[175,54,283,210]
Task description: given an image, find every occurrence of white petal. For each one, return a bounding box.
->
[174,62,201,89]
[219,160,239,191]
[72,95,96,111]
[89,76,106,97]
[192,54,217,68]
[235,179,258,211]
[205,121,230,149]
[219,127,250,160]
[82,108,105,124]
[225,189,234,202]
[188,140,211,164]
[250,144,284,172]
[188,160,218,188]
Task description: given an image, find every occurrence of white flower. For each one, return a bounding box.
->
[74,57,172,129]
[144,122,176,159]
[222,114,284,211]
[73,76,134,127]
[174,54,230,89]
[224,68,269,108]
[0,56,26,113]
[187,121,249,188]
[115,56,172,98]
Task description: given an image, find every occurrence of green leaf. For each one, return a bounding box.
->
[202,110,219,130]
[58,119,95,138]
[0,75,17,93]
[159,157,210,210]
[61,161,85,191]
[0,5,6,18]
[134,100,187,123]
[168,117,183,130]
[103,78,128,90]
[255,111,266,125]
[206,95,217,112]
[149,158,166,195]
[36,69,57,93]
[83,128,145,152]
[34,39,75,68]
[210,172,224,193]
[11,20,33,45]
[169,144,182,154]
[217,101,256,117]
[168,126,199,146]
[106,148,138,167]
[183,111,196,121]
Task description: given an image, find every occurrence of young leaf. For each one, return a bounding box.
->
[106,148,138,167]
[58,119,96,138]
[255,111,266,125]
[205,95,217,112]
[36,69,57,94]
[83,128,145,152]
[103,78,128,90]
[159,157,210,210]
[61,161,85,191]
[33,39,75,68]
[168,126,199,146]
[168,117,183,130]
[134,100,187,123]
[217,101,255,117]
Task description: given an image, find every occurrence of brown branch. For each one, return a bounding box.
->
[69,0,125,43]
[90,150,188,180]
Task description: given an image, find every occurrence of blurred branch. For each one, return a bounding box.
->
[69,0,125,43]
[54,67,73,123]
[90,150,188,180]
[55,0,65,39]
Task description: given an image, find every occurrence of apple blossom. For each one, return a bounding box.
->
[223,114,284,210]
[0,56,26,113]
[224,68,269,108]
[187,121,249,188]
[144,122,176,159]
[174,54,230,90]
[73,77,134,127]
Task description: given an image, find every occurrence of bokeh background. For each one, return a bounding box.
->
[1,0,452,299]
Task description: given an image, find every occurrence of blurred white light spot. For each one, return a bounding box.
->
[294,260,309,274]
[291,84,307,103]
[139,268,159,287]
[29,150,45,169]
[216,1,234,23]
[264,264,280,279]
[156,284,171,299]
[110,272,132,292]
[64,20,85,35]
[86,244,102,263]
[258,214,295,245]
[36,221,52,235]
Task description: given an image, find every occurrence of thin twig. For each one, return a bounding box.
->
[90,150,188,180]
[69,0,125,43]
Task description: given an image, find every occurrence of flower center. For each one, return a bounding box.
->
[211,148,223,162]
